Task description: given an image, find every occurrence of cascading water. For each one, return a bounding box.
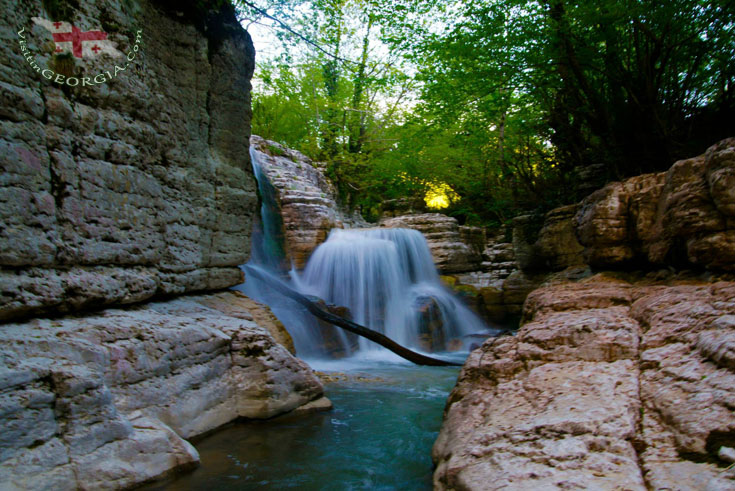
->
[238,144,493,359]
[293,228,490,353]
[249,147,287,270]
[151,142,500,491]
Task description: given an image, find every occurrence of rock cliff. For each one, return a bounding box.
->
[434,137,735,489]
[0,1,329,489]
[444,138,735,325]
[576,137,735,271]
[433,274,735,490]
[1,0,257,321]
[249,135,366,268]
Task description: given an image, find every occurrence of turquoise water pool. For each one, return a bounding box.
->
[146,354,463,490]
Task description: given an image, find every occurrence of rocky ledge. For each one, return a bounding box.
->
[433,274,735,490]
[249,136,366,268]
[0,291,327,490]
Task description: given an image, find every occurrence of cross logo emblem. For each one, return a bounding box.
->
[20,17,143,87]
[52,25,108,58]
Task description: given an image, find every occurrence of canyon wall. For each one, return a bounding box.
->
[433,138,735,489]
[1,0,257,321]
[0,2,329,489]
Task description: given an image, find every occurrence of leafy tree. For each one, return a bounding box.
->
[237,0,735,226]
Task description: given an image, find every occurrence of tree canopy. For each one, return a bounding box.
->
[235,0,735,226]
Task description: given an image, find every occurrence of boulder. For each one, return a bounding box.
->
[534,204,586,271]
[512,206,585,272]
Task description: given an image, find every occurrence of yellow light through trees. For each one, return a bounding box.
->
[424,182,458,209]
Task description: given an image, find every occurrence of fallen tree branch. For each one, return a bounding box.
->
[244,265,462,367]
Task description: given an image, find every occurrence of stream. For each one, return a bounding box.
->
[144,353,463,490]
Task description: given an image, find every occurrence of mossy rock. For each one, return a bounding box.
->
[453,284,479,297]
[440,275,458,287]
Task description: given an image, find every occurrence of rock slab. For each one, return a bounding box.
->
[434,274,735,490]
[0,291,326,490]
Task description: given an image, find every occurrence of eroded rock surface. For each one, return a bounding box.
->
[249,136,366,268]
[434,274,735,490]
[575,137,735,271]
[1,0,257,321]
[0,291,326,490]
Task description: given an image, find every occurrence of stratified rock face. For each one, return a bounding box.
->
[380,213,483,273]
[575,137,735,271]
[0,0,257,321]
[0,291,325,490]
[481,226,517,281]
[513,206,585,273]
[249,136,367,268]
[534,205,586,271]
[433,275,735,490]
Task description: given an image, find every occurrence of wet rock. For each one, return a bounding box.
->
[249,136,367,268]
[310,298,360,358]
[414,295,448,352]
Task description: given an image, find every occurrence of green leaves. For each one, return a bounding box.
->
[244,0,735,226]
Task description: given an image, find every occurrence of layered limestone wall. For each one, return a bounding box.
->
[434,137,735,489]
[576,137,735,271]
[1,0,257,321]
[443,137,735,325]
[0,2,332,489]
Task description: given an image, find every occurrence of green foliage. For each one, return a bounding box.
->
[242,0,735,225]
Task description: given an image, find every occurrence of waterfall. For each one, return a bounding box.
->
[293,228,489,352]
[249,147,287,270]
[237,144,492,358]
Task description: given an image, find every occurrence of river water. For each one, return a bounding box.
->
[145,353,463,490]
